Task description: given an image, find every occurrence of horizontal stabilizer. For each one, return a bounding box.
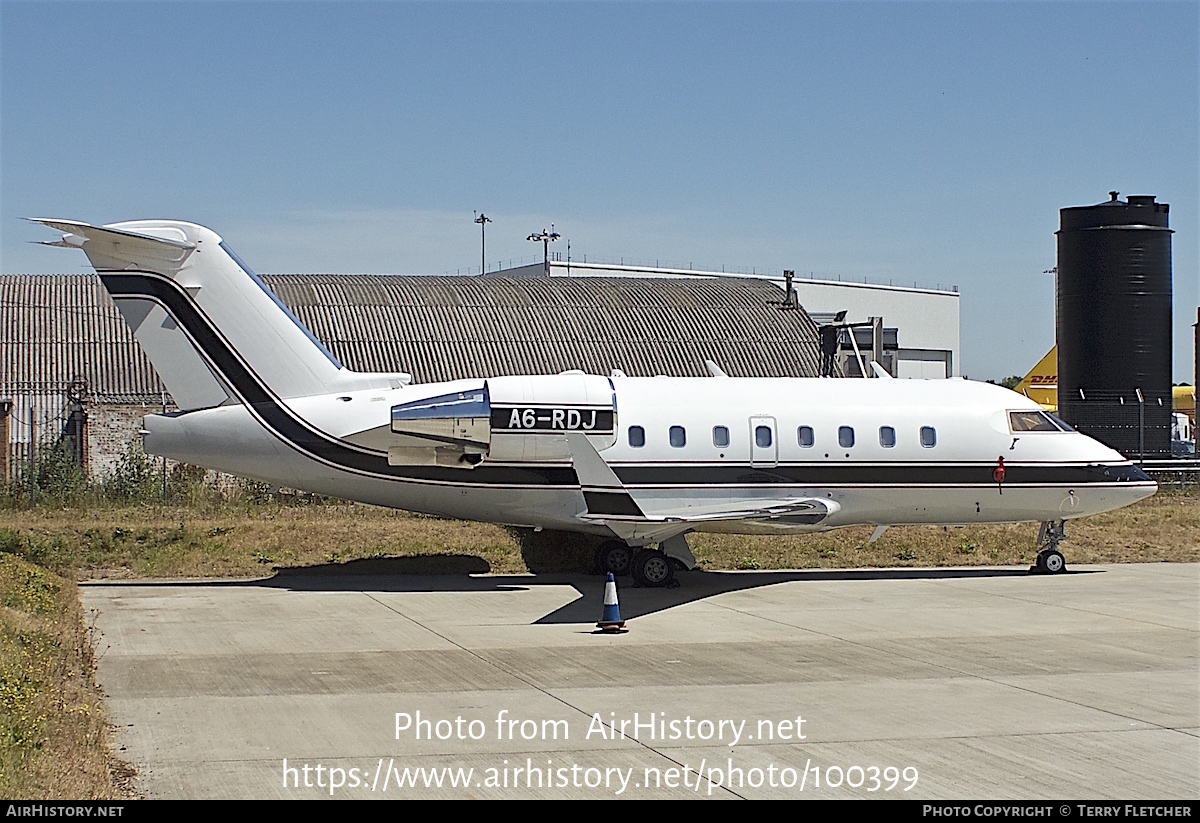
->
[28,218,197,272]
[28,218,197,249]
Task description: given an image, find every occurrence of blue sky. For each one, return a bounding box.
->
[2,1,1196,381]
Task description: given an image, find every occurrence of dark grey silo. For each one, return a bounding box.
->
[1056,192,1172,458]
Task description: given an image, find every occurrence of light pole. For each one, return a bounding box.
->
[527,225,560,276]
[474,212,491,274]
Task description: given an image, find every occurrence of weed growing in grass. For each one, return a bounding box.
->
[101,441,163,504]
[0,530,76,573]
[34,442,90,507]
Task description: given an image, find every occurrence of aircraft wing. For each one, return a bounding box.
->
[564,433,838,543]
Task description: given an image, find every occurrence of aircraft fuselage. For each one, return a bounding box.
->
[144,373,1155,536]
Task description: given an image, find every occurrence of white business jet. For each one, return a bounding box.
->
[34,218,1156,587]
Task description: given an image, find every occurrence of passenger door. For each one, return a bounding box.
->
[749,416,778,468]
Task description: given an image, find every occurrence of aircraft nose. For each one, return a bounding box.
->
[1129,464,1154,484]
[1098,462,1155,484]
[1117,462,1158,504]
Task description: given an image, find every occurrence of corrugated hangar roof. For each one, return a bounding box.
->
[1,274,166,401]
[1,273,821,401]
[262,275,821,383]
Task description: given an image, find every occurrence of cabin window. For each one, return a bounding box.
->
[670,426,687,448]
[755,426,773,448]
[628,426,645,448]
[879,426,896,447]
[797,426,814,447]
[920,426,937,447]
[839,426,855,448]
[712,426,730,448]
[1009,410,1059,432]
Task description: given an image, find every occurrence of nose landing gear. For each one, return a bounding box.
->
[1032,520,1067,574]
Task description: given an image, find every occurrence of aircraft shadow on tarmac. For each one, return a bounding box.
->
[132,560,1101,625]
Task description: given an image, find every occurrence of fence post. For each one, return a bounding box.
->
[0,400,10,484]
[29,406,36,507]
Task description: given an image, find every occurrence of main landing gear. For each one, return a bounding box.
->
[1032,520,1067,574]
[596,541,633,577]
[595,541,678,588]
[631,548,675,588]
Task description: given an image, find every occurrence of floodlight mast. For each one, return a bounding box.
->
[527,225,560,276]
[474,212,491,274]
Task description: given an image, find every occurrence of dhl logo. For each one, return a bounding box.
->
[1028,375,1058,385]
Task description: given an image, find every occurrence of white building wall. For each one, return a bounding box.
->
[787,279,959,374]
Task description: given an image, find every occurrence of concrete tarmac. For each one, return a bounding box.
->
[81,563,1199,799]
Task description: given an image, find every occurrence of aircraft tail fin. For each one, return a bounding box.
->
[1013,345,1057,412]
[31,218,387,405]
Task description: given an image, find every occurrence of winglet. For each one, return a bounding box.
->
[564,433,646,518]
[564,432,624,490]
[705,359,729,378]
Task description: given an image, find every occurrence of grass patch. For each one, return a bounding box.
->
[0,502,530,579]
[690,489,1200,571]
[0,490,1196,580]
[0,554,135,798]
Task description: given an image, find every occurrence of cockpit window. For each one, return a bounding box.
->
[1047,414,1075,432]
[1009,410,1061,432]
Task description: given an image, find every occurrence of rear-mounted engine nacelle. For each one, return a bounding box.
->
[389,374,616,466]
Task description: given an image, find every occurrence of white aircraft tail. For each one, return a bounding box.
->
[32,219,396,408]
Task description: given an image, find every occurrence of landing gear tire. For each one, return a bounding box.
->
[596,541,633,576]
[1032,520,1067,575]
[631,549,676,588]
[1036,549,1066,574]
